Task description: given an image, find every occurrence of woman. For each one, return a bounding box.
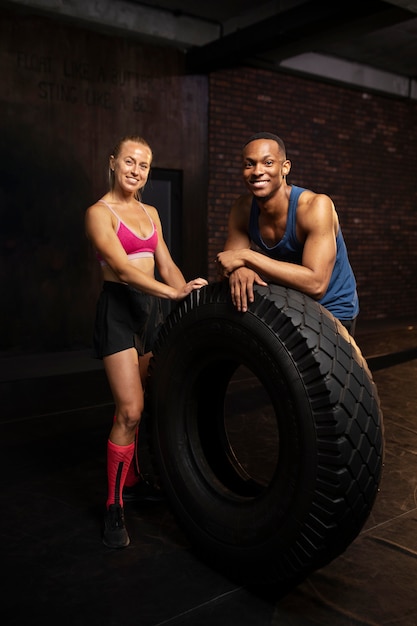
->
[85,135,207,549]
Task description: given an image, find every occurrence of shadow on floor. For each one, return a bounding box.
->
[1,319,417,625]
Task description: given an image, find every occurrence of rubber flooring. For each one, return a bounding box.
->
[1,318,416,626]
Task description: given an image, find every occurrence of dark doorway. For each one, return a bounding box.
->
[142,168,182,317]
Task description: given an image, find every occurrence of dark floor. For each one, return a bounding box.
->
[1,318,417,626]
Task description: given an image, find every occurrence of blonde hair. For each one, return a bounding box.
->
[108,135,153,199]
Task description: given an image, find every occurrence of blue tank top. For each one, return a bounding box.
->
[249,185,359,320]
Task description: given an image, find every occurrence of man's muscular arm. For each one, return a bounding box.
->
[218,193,337,305]
[218,195,267,312]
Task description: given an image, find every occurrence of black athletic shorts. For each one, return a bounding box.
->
[339,317,357,337]
[93,281,164,358]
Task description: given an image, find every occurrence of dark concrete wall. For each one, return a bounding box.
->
[208,68,417,322]
[2,7,417,355]
[0,7,208,353]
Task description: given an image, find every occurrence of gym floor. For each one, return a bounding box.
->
[1,318,416,626]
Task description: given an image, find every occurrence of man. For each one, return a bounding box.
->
[216,132,359,335]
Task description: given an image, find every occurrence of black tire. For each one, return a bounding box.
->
[146,281,384,584]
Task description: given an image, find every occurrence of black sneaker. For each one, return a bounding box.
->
[122,475,164,503]
[103,504,130,549]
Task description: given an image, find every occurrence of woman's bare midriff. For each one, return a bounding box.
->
[101,257,155,283]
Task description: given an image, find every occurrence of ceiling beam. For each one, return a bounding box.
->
[185,0,415,73]
[0,0,220,47]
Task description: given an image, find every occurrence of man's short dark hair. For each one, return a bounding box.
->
[243,132,286,156]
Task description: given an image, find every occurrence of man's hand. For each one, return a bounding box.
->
[216,250,246,276]
[228,268,267,312]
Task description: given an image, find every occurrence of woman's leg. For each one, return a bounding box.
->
[103,348,143,498]
[105,348,144,444]
[102,348,143,548]
[139,351,152,387]
[124,351,152,487]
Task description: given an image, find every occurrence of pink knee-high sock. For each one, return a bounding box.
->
[106,440,135,509]
[113,416,140,487]
[124,427,140,487]
[112,417,140,488]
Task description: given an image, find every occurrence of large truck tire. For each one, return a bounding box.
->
[146,281,384,585]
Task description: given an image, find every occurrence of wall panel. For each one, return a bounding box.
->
[0,7,208,352]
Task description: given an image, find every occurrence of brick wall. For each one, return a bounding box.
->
[2,4,416,354]
[208,68,417,322]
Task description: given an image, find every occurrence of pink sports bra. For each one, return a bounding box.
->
[96,200,158,266]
